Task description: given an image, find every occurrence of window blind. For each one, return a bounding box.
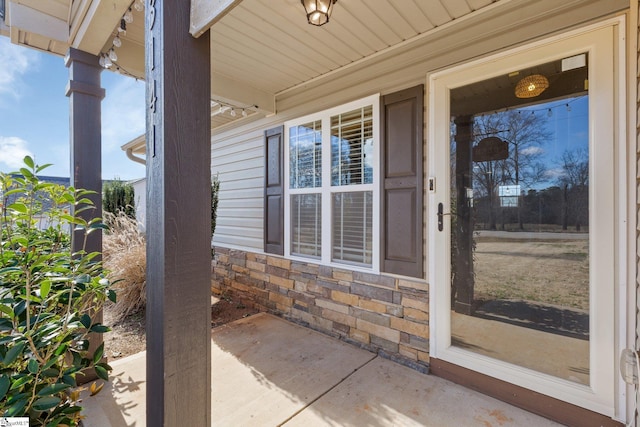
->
[291,193,322,258]
[331,106,373,186]
[332,191,373,265]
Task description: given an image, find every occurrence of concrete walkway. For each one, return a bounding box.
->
[81,313,561,426]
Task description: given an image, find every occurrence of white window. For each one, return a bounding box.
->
[285,95,379,270]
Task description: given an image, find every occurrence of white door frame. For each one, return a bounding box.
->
[427,18,627,419]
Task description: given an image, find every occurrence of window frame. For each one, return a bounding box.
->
[284,94,380,272]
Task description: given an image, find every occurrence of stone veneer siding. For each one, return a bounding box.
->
[211,247,430,372]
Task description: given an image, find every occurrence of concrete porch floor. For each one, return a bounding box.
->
[81,313,561,426]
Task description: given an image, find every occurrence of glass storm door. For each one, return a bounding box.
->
[430,24,618,415]
[450,67,591,384]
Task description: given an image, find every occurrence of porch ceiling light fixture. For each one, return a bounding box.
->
[514,74,549,98]
[301,0,337,26]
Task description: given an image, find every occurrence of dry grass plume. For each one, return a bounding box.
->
[103,211,146,322]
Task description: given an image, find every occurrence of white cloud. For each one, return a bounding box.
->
[0,136,33,170]
[0,38,39,100]
[544,168,565,180]
[102,77,145,152]
[520,146,544,156]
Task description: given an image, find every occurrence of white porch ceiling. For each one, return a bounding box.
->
[2,0,501,124]
[209,0,498,96]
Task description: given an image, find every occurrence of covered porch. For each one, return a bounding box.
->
[81,313,560,426]
[1,0,637,426]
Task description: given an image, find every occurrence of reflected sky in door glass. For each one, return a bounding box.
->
[519,96,588,190]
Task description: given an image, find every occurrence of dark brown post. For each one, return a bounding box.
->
[452,116,474,315]
[145,0,212,425]
[65,48,104,256]
[65,49,105,384]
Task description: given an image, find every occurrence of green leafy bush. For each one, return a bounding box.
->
[211,174,220,238]
[103,179,135,218]
[211,175,220,257]
[0,157,114,426]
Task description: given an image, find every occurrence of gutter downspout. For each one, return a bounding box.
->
[126,148,146,165]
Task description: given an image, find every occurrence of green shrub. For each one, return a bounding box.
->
[211,174,220,238]
[103,179,135,218]
[0,156,113,426]
[211,175,220,257]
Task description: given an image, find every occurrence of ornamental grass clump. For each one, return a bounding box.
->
[102,211,146,322]
[0,157,114,426]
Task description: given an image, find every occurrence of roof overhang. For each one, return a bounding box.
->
[122,134,146,165]
[3,0,132,56]
[190,0,242,38]
[2,0,631,136]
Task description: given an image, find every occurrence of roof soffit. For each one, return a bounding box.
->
[4,0,630,133]
[71,0,131,55]
[190,0,243,37]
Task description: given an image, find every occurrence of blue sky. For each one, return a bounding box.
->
[523,96,589,187]
[0,37,146,180]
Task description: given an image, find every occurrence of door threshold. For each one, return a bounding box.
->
[429,358,622,427]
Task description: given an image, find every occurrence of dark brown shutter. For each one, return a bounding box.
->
[381,85,424,278]
[264,125,284,255]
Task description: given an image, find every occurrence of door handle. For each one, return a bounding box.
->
[437,203,453,231]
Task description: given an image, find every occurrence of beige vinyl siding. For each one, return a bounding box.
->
[212,128,266,251]
[211,0,627,255]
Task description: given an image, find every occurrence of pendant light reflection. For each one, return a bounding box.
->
[514,74,549,98]
[301,0,337,26]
